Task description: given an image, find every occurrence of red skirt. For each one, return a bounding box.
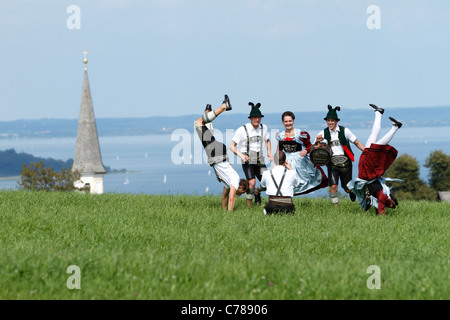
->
[358,144,398,181]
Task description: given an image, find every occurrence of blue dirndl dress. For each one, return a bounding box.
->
[276,129,325,195]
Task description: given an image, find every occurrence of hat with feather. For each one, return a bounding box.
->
[248,102,264,118]
[324,105,340,121]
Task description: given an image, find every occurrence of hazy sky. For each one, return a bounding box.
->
[1,0,449,121]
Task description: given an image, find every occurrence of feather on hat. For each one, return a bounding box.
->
[248,102,264,118]
[324,104,341,121]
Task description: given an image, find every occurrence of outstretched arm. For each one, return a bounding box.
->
[354,139,365,152]
[230,141,249,163]
[226,186,237,212]
[266,139,273,162]
[224,186,243,212]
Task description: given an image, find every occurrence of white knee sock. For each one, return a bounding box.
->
[365,111,382,148]
[376,125,398,145]
[202,111,217,124]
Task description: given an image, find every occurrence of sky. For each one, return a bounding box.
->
[1,0,450,121]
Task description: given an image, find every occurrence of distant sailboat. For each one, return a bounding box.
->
[124,176,130,185]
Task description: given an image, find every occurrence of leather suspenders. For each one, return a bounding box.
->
[270,167,288,196]
[243,123,264,156]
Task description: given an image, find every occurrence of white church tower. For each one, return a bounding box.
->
[72,51,107,194]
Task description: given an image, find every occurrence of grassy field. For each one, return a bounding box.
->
[0,190,448,300]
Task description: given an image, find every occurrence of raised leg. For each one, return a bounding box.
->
[365,106,383,148]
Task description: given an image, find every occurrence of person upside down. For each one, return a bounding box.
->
[194,95,249,211]
[348,104,403,216]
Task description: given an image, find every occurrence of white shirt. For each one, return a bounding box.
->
[260,165,301,197]
[315,127,357,156]
[232,123,269,154]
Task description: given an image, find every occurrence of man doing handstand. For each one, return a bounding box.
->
[194,95,249,211]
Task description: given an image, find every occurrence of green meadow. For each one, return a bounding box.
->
[0,190,448,300]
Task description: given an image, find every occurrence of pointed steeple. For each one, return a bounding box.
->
[73,53,106,176]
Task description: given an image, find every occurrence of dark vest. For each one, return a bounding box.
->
[323,126,354,160]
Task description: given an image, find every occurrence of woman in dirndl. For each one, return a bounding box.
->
[275,111,328,195]
[347,104,402,215]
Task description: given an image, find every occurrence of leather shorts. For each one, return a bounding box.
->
[327,157,353,190]
[242,162,267,181]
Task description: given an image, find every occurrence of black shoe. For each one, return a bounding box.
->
[205,104,212,112]
[364,197,372,211]
[255,193,261,205]
[369,104,384,114]
[223,95,232,111]
[349,192,356,202]
[389,117,402,128]
[390,193,398,206]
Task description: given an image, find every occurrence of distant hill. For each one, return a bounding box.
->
[0,149,74,177]
[0,149,117,177]
[0,106,449,139]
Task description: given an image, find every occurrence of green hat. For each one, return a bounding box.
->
[248,102,264,118]
[324,105,340,121]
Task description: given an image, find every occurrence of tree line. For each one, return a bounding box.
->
[0,148,73,177]
[387,150,450,200]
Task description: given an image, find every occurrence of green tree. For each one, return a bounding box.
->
[424,150,450,192]
[385,154,436,200]
[19,160,81,191]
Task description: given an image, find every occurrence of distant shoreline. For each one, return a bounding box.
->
[0,176,19,181]
[0,106,449,139]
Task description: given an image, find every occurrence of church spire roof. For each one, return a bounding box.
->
[72,52,106,174]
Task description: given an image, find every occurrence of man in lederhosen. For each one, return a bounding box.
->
[230,102,273,208]
[315,105,365,208]
[195,95,250,211]
[259,151,301,215]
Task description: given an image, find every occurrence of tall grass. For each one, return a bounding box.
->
[0,190,448,300]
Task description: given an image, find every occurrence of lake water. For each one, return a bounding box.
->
[0,126,448,197]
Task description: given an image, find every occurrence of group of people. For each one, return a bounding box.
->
[194,95,402,216]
